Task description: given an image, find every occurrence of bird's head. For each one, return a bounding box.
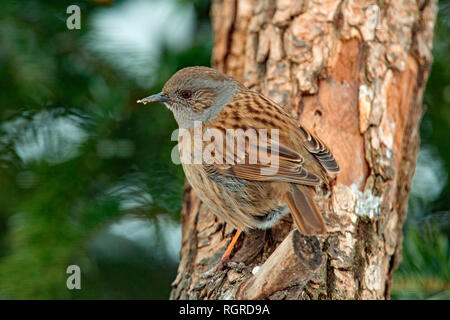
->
[137,66,242,128]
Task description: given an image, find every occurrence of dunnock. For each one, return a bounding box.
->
[138,66,339,261]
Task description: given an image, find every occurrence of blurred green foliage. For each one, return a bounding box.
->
[0,0,212,299]
[0,0,447,299]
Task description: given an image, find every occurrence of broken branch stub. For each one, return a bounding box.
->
[238,230,324,299]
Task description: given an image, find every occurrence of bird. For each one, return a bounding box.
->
[137,66,339,262]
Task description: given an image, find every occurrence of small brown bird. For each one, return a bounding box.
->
[138,66,339,261]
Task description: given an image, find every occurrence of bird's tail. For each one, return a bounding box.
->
[285,184,327,235]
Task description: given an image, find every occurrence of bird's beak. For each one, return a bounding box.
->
[137,92,169,105]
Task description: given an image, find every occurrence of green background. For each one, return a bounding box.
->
[0,0,448,299]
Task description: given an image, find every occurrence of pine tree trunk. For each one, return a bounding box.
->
[170,0,437,300]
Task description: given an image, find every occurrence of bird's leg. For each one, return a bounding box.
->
[220,229,242,263]
[264,228,273,247]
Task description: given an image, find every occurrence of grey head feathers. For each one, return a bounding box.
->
[162,66,241,128]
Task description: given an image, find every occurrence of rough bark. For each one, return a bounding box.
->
[170,0,437,300]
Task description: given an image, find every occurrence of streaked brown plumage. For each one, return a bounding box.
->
[138,66,339,257]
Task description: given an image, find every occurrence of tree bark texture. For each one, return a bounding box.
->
[170,0,437,300]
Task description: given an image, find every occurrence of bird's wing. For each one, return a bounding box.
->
[206,131,327,235]
[207,130,321,186]
[297,125,340,173]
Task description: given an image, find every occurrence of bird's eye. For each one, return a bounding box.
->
[181,90,192,99]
